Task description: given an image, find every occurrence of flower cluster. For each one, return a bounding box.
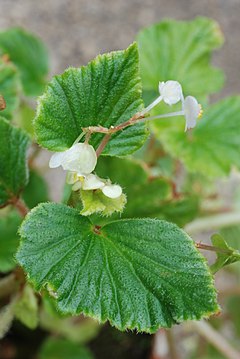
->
[142,80,202,131]
[49,143,122,199]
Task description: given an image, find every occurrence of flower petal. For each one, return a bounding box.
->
[102,184,122,199]
[184,96,200,131]
[159,80,183,106]
[82,174,105,190]
[61,143,97,175]
[49,152,66,168]
[72,181,82,191]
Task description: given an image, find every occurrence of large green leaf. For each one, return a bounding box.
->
[34,43,148,156]
[0,59,20,119]
[0,211,21,272]
[151,96,240,177]
[0,27,48,96]
[137,17,224,102]
[17,203,219,333]
[39,338,93,359]
[0,118,29,206]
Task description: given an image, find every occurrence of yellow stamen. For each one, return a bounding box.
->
[198,104,203,119]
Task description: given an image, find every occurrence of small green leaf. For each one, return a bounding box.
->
[0,211,21,272]
[210,234,240,274]
[0,59,20,119]
[80,189,127,216]
[14,284,38,329]
[34,43,148,156]
[0,117,29,206]
[96,156,199,226]
[15,103,35,137]
[40,294,100,344]
[151,96,240,177]
[39,338,93,359]
[17,203,219,333]
[137,17,224,101]
[22,170,49,208]
[0,297,17,339]
[0,27,49,96]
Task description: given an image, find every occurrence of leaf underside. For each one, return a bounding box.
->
[17,203,219,333]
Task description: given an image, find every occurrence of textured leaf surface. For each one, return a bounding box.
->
[0,118,29,206]
[17,203,219,333]
[0,212,21,272]
[151,97,240,177]
[210,234,240,274]
[0,27,48,96]
[34,43,148,156]
[137,17,224,102]
[0,59,20,119]
[39,338,93,359]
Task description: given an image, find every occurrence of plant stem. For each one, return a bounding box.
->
[185,211,240,235]
[84,112,144,156]
[190,321,240,359]
[14,198,29,217]
[96,134,111,157]
[195,242,233,255]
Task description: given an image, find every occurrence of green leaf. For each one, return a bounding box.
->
[210,234,240,274]
[22,170,49,208]
[34,43,148,156]
[0,59,20,119]
[151,96,240,177]
[0,117,29,206]
[96,156,199,226]
[17,203,219,333]
[39,338,93,359]
[137,17,224,101]
[14,284,38,329]
[40,294,99,344]
[0,211,21,272]
[0,27,49,96]
[0,297,17,339]
[15,103,35,137]
[80,189,127,216]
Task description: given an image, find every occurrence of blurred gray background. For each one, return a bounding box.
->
[0,0,239,97]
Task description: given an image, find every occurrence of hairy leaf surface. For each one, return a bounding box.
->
[34,43,148,156]
[17,203,219,333]
[0,118,29,206]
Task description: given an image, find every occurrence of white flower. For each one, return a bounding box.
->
[102,184,122,199]
[82,174,105,190]
[159,81,183,105]
[183,96,202,131]
[140,80,183,115]
[49,143,97,176]
[68,173,122,199]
